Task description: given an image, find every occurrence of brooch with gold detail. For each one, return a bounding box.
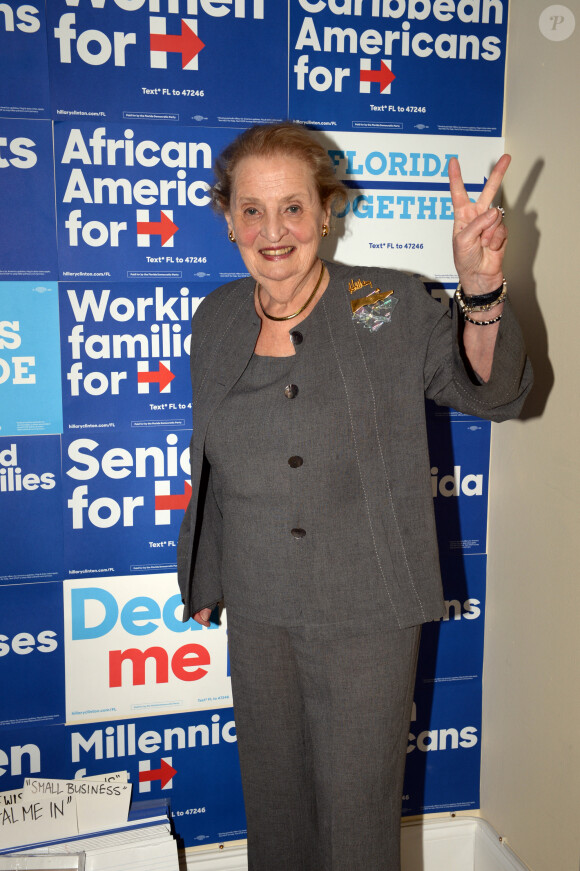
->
[348,277,373,294]
[350,281,398,332]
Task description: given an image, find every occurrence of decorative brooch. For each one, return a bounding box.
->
[350,280,397,332]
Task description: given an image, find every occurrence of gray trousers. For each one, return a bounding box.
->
[227,613,421,871]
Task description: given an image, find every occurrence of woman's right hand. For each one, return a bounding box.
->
[193,608,212,627]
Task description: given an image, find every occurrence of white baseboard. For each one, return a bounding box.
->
[182,816,531,871]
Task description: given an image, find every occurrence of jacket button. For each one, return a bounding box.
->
[289,330,303,346]
[291,528,306,539]
[284,384,298,399]
[288,456,303,468]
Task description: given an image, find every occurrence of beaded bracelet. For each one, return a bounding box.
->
[464,312,503,326]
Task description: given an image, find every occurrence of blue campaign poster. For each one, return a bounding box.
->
[0,282,63,436]
[0,120,58,280]
[0,1,51,119]
[403,553,485,815]
[61,709,246,848]
[62,426,192,577]
[403,675,481,815]
[59,281,218,432]
[417,553,486,686]
[427,413,491,555]
[0,581,65,728]
[54,121,249,282]
[0,435,64,584]
[0,711,244,849]
[46,1,286,127]
[0,723,67,790]
[289,0,508,135]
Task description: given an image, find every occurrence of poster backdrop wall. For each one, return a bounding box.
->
[1,0,509,850]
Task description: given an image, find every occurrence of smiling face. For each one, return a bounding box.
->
[225,153,331,299]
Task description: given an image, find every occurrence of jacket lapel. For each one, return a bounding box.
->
[321,264,381,448]
[193,281,260,450]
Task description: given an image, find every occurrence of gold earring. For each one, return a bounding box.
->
[228,229,236,243]
[321,224,329,237]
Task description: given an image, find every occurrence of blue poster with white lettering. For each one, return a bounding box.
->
[59,281,218,432]
[428,413,490,555]
[0,1,50,119]
[47,0,286,126]
[403,553,485,814]
[0,435,64,584]
[417,552,486,684]
[289,0,508,135]
[54,121,248,282]
[0,581,65,728]
[0,282,63,436]
[0,120,58,280]
[0,723,66,787]
[403,675,481,815]
[0,711,244,848]
[62,709,246,847]
[62,427,192,577]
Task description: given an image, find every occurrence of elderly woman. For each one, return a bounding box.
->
[177,123,532,871]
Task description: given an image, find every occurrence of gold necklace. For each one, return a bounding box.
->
[256,261,325,322]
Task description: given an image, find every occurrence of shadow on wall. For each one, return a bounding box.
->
[502,158,553,420]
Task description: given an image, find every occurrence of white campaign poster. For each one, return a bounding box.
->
[318,132,504,281]
[64,573,232,723]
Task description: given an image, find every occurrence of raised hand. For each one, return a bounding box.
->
[448,154,511,296]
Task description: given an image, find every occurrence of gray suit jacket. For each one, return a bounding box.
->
[177,263,532,629]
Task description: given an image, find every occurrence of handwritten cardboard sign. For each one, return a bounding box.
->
[80,771,129,783]
[0,792,77,851]
[23,778,131,835]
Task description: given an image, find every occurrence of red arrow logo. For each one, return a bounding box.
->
[136,211,179,245]
[360,61,395,92]
[137,362,175,392]
[139,759,177,789]
[150,20,205,68]
[155,481,192,512]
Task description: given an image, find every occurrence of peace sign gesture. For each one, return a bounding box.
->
[449,154,511,297]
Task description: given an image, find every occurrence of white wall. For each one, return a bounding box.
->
[481,3,580,870]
